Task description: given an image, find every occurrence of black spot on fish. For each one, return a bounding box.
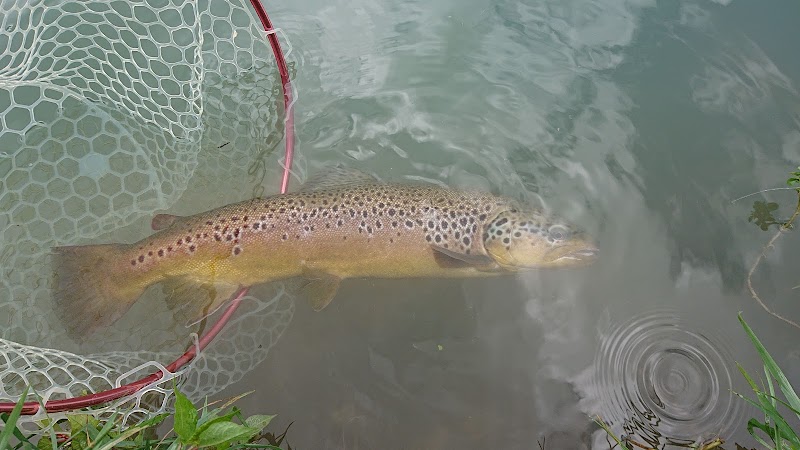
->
[130,260,136,266]
[158,249,164,257]
[189,245,196,252]
[282,234,288,241]
[441,222,448,230]
[405,220,414,228]
[434,235,442,243]
[514,231,522,237]
[426,235,432,242]
[167,246,173,252]
[177,239,183,245]
[138,255,144,262]
[147,251,153,256]
[463,237,470,245]
[253,223,260,230]
[233,247,241,255]
[503,237,510,244]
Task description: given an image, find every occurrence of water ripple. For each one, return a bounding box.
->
[586,309,743,447]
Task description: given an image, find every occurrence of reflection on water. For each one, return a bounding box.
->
[583,310,742,447]
[3,0,800,447]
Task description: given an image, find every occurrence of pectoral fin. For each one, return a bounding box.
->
[162,277,241,326]
[302,272,342,311]
[430,245,496,269]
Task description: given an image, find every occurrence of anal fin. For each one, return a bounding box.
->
[161,277,241,326]
[301,272,342,311]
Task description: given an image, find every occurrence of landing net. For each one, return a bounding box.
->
[0,0,296,431]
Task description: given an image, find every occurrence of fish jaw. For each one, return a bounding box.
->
[482,208,599,270]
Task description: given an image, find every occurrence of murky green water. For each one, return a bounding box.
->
[2,0,799,447]
[220,0,800,448]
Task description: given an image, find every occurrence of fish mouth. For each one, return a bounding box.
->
[549,246,600,263]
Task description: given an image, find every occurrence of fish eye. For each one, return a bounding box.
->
[549,225,569,241]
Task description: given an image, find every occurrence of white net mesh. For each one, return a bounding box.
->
[0,0,296,428]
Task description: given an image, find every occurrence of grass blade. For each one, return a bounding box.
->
[736,365,800,447]
[0,386,30,450]
[592,416,632,450]
[738,313,800,419]
[95,424,150,450]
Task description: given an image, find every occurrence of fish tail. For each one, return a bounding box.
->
[52,244,145,340]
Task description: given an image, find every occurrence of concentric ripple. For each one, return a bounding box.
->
[587,310,743,446]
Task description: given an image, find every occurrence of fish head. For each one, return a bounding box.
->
[482,207,598,269]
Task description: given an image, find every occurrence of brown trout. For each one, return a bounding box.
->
[53,168,598,338]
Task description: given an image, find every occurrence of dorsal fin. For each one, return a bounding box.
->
[299,166,379,192]
[151,214,182,231]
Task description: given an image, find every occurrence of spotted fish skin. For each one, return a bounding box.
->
[124,183,515,283]
[52,176,597,338]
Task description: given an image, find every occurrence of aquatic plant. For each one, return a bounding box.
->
[0,388,293,449]
[744,167,800,330]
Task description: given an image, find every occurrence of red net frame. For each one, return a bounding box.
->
[0,0,295,416]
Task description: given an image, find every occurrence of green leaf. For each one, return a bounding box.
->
[195,408,240,438]
[173,388,199,442]
[244,414,276,432]
[36,436,52,450]
[738,313,800,419]
[0,386,29,450]
[197,422,259,447]
[748,201,782,231]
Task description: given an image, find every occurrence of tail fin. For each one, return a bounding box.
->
[52,244,145,340]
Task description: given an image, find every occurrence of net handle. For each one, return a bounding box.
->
[0,0,295,416]
[250,0,296,194]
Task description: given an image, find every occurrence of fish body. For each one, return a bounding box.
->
[52,169,598,338]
